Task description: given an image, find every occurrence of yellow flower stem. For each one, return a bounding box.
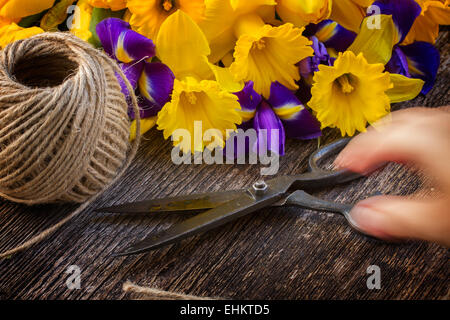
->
[233,13,265,39]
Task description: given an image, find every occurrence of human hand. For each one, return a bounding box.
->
[334,107,450,247]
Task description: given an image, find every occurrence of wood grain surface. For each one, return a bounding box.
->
[0,30,449,300]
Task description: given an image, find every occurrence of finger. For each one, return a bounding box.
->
[334,116,450,189]
[350,195,450,246]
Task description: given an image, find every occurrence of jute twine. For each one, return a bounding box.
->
[0,32,141,259]
[123,281,219,300]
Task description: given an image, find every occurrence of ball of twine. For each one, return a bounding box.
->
[0,33,141,258]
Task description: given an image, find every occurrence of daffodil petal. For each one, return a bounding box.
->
[96,18,155,63]
[386,73,424,103]
[398,41,440,94]
[329,0,366,33]
[156,10,212,79]
[348,14,397,65]
[371,0,422,44]
[276,0,332,28]
[129,117,157,141]
[69,0,93,42]
[0,0,55,20]
[234,81,262,123]
[268,82,321,140]
[253,101,285,156]
[230,0,277,13]
[137,61,175,118]
[305,19,356,52]
[209,64,245,93]
[0,23,43,48]
[87,0,127,11]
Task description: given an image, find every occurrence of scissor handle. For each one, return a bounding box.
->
[308,138,351,173]
[284,138,362,190]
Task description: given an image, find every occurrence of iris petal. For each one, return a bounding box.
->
[268,82,321,140]
[385,46,410,77]
[305,20,357,52]
[399,41,440,94]
[96,17,129,57]
[117,61,143,100]
[299,36,333,84]
[371,0,422,44]
[253,101,286,156]
[137,62,175,118]
[234,81,262,123]
[97,18,155,63]
[116,28,156,63]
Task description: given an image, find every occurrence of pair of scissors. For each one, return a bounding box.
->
[96,138,370,257]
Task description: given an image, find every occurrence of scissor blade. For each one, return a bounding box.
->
[114,190,284,256]
[95,189,244,213]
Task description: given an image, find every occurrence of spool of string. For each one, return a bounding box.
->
[0,32,141,258]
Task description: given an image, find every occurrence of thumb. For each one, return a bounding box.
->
[349,196,450,246]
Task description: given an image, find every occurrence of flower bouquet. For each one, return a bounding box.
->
[2,0,448,156]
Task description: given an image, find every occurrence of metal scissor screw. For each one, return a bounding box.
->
[253,180,268,196]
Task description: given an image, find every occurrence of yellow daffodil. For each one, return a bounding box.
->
[156,10,242,153]
[0,0,55,20]
[330,0,372,33]
[309,15,425,136]
[0,21,43,47]
[403,0,450,45]
[0,0,56,48]
[309,51,393,136]
[199,0,277,64]
[230,13,313,98]
[86,0,127,11]
[200,0,313,98]
[127,0,205,40]
[276,0,332,27]
[69,0,93,41]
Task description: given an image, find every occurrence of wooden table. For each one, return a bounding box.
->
[0,30,449,300]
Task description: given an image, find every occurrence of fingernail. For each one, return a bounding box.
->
[333,156,347,170]
[349,204,393,240]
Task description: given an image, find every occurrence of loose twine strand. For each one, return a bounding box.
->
[123,281,218,300]
[0,32,141,259]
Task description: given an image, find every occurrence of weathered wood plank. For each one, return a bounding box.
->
[0,29,448,300]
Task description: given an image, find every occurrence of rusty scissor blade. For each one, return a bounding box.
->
[94,189,246,213]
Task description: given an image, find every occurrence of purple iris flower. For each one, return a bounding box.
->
[372,0,440,94]
[303,0,439,95]
[304,20,357,53]
[227,82,321,157]
[298,36,334,85]
[299,21,356,86]
[96,18,175,119]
